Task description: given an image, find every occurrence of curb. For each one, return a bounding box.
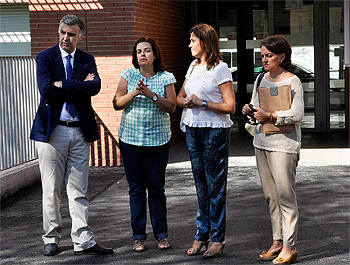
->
[0,159,40,199]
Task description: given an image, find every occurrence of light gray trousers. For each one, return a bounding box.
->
[36,125,96,251]
[255,148,299,247]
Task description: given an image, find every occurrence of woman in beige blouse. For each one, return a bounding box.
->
[242,35,304,264]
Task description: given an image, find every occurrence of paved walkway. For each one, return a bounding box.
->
[1,130,349,264]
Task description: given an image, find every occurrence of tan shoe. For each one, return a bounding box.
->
[187,240,210,256]
[259,246,282,261]
[157,238,170,250]
[273,249,298,264]
[133,239,145,252]
[203,241,226,258]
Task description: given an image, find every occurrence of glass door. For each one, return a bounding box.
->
[218,2,239,95]
[219,8,237,87]
[273,1,315,129]
[218,1,316,129]
[218,1,268,110]
[216,0,348,132]
[329,1,346,129]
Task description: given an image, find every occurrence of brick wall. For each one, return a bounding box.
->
[134,0,189,146]
[28,0,189,166]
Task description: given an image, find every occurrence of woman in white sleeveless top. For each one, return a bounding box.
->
[177,23,236,259]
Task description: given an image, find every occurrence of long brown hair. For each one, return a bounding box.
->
[190,23,223,70]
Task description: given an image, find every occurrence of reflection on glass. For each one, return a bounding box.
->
[329,2,345,129]
[253,9,268,40]
[274,2,315,129]
[219,5,269,94]
[219,9,237,91]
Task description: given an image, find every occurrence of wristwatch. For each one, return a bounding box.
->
[152,94,158,102]
[201,99,207,110]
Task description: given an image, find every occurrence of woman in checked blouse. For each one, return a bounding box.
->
[113,37,176,252]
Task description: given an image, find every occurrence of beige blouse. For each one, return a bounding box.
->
[250,75,304,155]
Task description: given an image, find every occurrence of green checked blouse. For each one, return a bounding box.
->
[118,68,177,146]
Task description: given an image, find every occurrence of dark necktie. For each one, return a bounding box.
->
[65,54,77,118]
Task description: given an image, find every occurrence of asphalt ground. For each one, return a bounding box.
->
[1,127,349,265]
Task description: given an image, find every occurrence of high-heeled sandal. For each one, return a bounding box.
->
[133,239,145,252]
[259,246,283,261]
[203,241,226,258]
[272,249,298,264]
[187,240,210,256]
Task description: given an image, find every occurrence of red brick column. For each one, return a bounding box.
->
[28,0,188,166]
[134,0,188,145]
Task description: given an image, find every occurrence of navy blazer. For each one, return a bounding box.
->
[30,43,101,143]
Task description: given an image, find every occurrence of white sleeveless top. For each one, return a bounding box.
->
[181,60,233,131]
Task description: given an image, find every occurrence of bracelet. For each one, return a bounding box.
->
[269,112,273,121]
[201,100,208,110]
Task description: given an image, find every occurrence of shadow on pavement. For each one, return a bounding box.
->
[1,122,349,264]
[1,161,349,264]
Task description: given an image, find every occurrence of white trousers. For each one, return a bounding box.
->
[36,125,96,251]
[255,148,299,247]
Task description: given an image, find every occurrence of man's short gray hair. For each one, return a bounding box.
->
[58,15,85,37]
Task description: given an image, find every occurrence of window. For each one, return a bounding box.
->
[0,3,31,56]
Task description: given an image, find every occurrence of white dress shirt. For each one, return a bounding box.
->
[181,60,233,131]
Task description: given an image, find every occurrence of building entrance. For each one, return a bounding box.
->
[193,0,348,132]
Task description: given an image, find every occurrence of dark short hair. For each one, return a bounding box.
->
[132,37,164,73]
[190,23,223,70]
[260,35,292,70]
[59,15,85,37]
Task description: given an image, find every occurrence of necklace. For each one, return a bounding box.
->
[270,70,285,81]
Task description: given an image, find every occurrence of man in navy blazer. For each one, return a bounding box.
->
[30,15,113,256]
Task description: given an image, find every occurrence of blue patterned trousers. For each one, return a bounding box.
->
[185,126,230,242]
